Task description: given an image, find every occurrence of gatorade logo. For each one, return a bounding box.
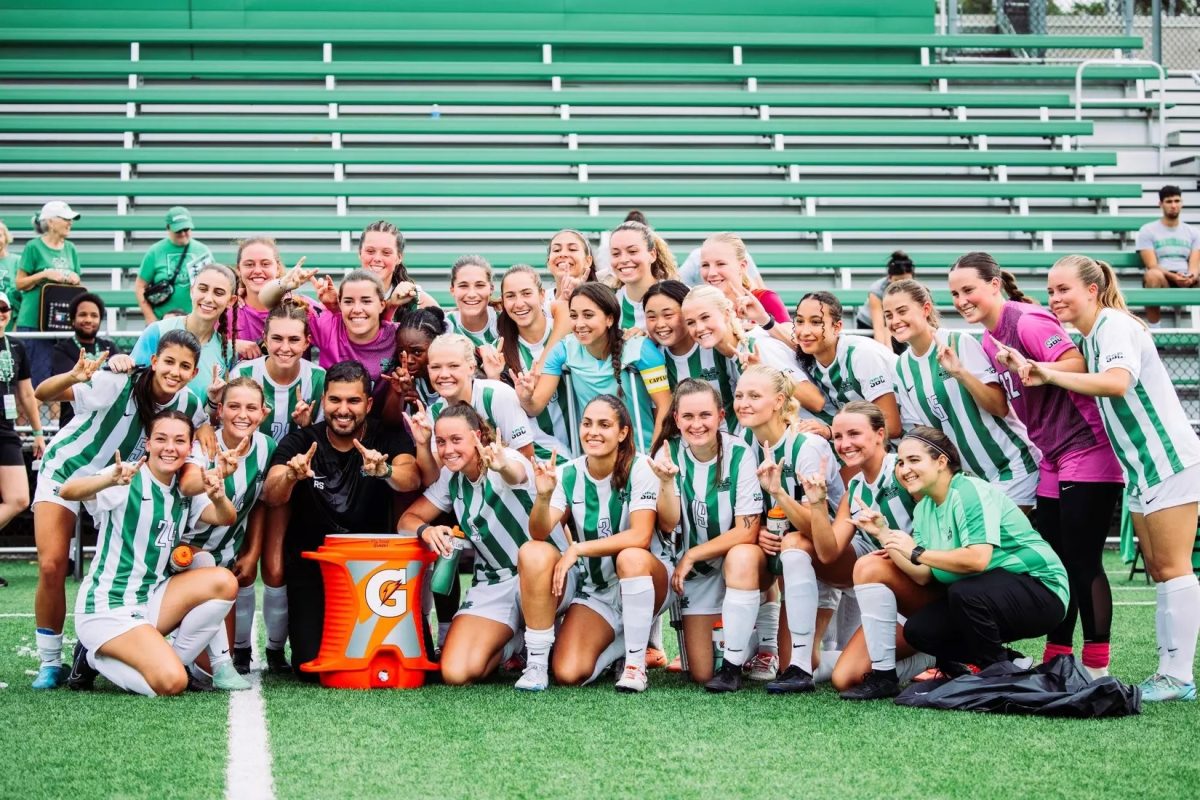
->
[365,569,408,618]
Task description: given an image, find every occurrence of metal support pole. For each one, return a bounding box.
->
[1152,0,1162,66]
[947,0,958,35]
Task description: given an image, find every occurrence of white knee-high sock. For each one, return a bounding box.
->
[1159,574,1200,683]
[814,650,840,684]
[35,628,63,668]
[262,585,288,651]
[172,599,234,667]
[620,576,655,671]
[755,599,780,656]
[780,550,818,674]
[721,588,761,667]
[206,623,233,669]
[525,626,555,670]
[234,585,256,650]
[90,651,156,696]
[648,614,665,651]
[855,582,899,672]
[584,637,625,685]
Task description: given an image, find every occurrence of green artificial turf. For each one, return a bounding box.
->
[2,555,1198,800]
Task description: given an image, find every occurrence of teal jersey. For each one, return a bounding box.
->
[428,379,534,452]
[76,470,190,614]
[844,452,916,547]
[446,307,499,346]
[1081,308,1200,494]
[896,328,1038,483]
[42,371,207,486]
[230,357,326,443]
[808,334,899,423]
[913,473,1069,609]
[515,326,572,462]
[183,431,275,568]
[130,315,232,403]
[550,455,663,592]
[424,449,565,585]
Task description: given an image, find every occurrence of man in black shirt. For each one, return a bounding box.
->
[48,293,121,429]
[263,360,421,679]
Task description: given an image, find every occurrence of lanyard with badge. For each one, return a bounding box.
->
[0,337,16,420]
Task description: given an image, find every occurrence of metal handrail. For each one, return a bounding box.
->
[1075,57,1166,172]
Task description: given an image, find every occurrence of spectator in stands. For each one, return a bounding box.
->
[0,222,20,331]
[1137,185,1200,326]
[356,220,438,315]
[50,293,121,429]
[134,206,214,323]
[16,201,83,387]
[855,250,914,354]
[261,360,420,679]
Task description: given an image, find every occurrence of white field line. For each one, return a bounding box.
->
[0,613,35,618]
[1113,601,1156,606]
[225,615,275,800]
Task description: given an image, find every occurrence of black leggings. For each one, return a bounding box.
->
[1036,481,1123,646]
[904,571,1066,667]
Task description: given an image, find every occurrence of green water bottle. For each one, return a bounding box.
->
[711,621,724,672]
[430,527,467,596]
[765,506,789,576]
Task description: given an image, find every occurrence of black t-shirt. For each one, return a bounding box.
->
[50,336,122,428]
[0,337,29,433]
[272,418,415,563]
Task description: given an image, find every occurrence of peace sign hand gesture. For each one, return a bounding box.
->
[475,435,509,475]
[510,368,538,405]
[354,438,391,479]
[109,450,144,486]
[206,365,227,408]
[479,338,506,381]
[850,500,890,540]
[532,449,559,497]
[799,455,830,505]
[312,275,338,309]
[756,447,783,496]
[214,435,252,479]
[286,442,318,482]
[202,465,228,502]
[70,348,109,384]
[290,385,314,428]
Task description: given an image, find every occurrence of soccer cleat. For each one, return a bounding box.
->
[1138,673,1197,702]
[840,669,901,701]
[745,651,779,681]
[31,664,67,690]
[265,648,290,676]
[666,656,683,673]
[514,663,549,692]
[766,664,815,694]
[186,668,215,693]
[615,664,649,693]
[502,653,527,672]
[645,647,668,669]
[704,661,744,693]
[231,647,252,675]
[66,642,98,691]
[212,662,252,691]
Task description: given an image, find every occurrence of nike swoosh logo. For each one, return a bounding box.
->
[628,648,644,654]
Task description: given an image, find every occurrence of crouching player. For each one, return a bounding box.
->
[65,411,240,695]
[517,395,671,693]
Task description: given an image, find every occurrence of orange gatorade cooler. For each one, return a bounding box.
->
[300,533,438,689]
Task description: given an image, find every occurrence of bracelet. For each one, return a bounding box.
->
[31,430,43,436]
[760,316,776,331]
[416,523,430,538]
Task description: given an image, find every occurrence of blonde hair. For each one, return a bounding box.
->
[702,232,760,291]
[429,332,479,369]
[884,279,941,328]
[0,221,10,254]
[1051,254,1134,319]
[610,221,678,281]
[682,285,749,349]
[738,364,800,425]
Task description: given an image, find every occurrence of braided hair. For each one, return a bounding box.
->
[571,282,626,401]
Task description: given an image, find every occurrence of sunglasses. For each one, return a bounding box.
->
[0,305,11,314]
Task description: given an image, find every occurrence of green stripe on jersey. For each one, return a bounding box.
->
[231,357,325,444]
[617,288,645,332]
[660,343,737,431]
[183,431,276,567]
[845,453,915,546]
[446,308,499,346]
[672,433,759,575]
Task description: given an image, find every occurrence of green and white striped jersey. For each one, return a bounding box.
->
[446,307,499,346]
[76,469,190,614]
[183,430,276,568]
[845,452,916,547]
[550,454,663,592]
[741,427,845,513]
[896,329,1039,484]
[424,449,565,585]
[1081,308,1200,493]
[660,342,737,428]
[808,334,899,423]
[616,286,647,332]
[666,432,763,575]
[515,327,572,462]
[914,473,1069,608]
[42,371,207,486]
[230,357,325,443]
[428,379,534,452]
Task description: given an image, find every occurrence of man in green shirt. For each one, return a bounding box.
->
[134,206,213,322]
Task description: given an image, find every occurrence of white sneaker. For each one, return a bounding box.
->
[745,651,779,681]
[1084,665,1110,680]
[514,662,549,692]
[614,664,648,693]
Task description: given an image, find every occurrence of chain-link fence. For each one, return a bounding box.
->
[950,0,1200,70]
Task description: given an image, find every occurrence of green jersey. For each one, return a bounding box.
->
[183,431,275,568]
[231,357,326,443]
[424,449,564,585]
[896,328,1038,484]
[0,254,20,331]
[616,287,647,332]
[41,371,207,486]
[666,432,763,575]
[1081,308,1200,494]
[913,473,1069,608]
[446,307,499,346]
[741,427,845,513]
[550,454,663,592]
[76,469,190,614]
[137,237,214,317]
[17,238,80,329]
[844,452,916,547]
[428,379,534,453]
[808,334,899,424]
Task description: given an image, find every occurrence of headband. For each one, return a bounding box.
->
[906,433,952,461]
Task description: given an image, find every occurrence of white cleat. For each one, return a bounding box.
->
[745,651,779,681]
[514,662,549,692]
[614,664,648,693]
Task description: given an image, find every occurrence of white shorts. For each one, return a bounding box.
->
[33,474,81,515]
[570,561,675,633]
[75,581,168,653]
[680,560,725,617]
[997,470,1039,508]
[1127,462,1200,516]
[851,533,877,560]
[456,571,578,633]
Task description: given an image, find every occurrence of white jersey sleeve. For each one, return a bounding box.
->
[795,435,846,509]
[955,332,1001,386]
[72,371,127,413]
[851,341,897,403]
[1092,312,1142,382]
[423,468,454,513]
[186,439,208,469]
[628,456,660,513]
[487,382,535,450]
[732,442,764,518]
[92,481,127,514]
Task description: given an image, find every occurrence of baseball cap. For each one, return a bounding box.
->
[0,291,9,307]
[39,200,81,222]
[166,206,194,233]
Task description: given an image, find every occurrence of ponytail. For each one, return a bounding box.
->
[951,251,1034,305]
[1052,253,1139,323]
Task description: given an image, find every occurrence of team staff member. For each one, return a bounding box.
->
[134,206,214,322]
[0,291,44,534]
[261,361,420,679]
[49,293,121,428]
[1024,255,1200,701]
[855,428,1069,679]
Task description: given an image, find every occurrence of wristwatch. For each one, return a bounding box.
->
[910,546,926,566]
